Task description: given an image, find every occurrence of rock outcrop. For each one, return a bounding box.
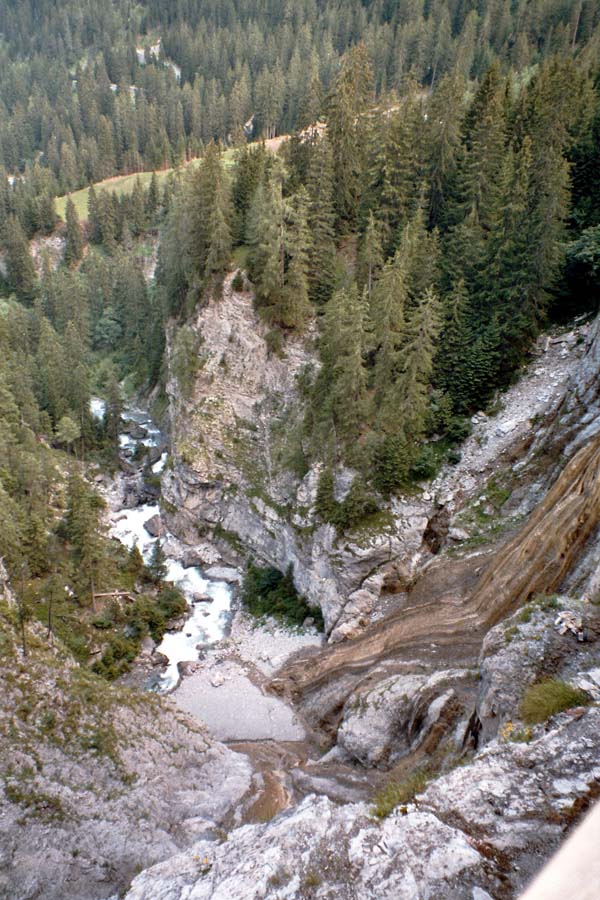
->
[272,424,600,736]
[162,273,598,642]
[123,707,600,900]
[0,609,252,900]
[476,595,600,744]
[337,668,471,768]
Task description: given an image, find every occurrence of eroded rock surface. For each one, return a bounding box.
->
[337,668,471,768]
[0,622,251,900]
[124,708,600,900]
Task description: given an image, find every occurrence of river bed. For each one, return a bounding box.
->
[95,399,233,691]
[92,397,372,817]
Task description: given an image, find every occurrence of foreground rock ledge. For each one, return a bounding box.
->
[124,707,600,900]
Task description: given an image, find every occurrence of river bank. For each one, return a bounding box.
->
[98,398,324,752]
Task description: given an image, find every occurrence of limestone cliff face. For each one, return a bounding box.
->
[163,275,600,639]
[162,273,419,636]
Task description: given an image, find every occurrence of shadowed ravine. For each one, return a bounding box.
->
[272,433,600,732]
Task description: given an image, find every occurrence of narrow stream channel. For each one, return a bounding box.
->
[93,399,233,691]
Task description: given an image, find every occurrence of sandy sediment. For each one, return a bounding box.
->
[173,610,322,742]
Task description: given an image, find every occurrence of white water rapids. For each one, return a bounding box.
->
[95,399,233,691]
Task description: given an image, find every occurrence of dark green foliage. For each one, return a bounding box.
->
[334,477,379,533]
[315,469,379,533]
[557,225,600,319]
[148,540,168,584]
[410,445,439,482]
[241,563,324,630]
[90,584,186,680]
[64,198,83,266]
[373,435,412,497]
[0,0,596,203]
[315,468,337,522]
[0,0,598,612]
[3,216,37,302]
[126,544,145,581]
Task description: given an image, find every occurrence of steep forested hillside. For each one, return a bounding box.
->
[157,47,600,502]
[1,0,600,592]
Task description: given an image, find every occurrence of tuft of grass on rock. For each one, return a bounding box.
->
[371,768,432,819]
[520,678,592,725]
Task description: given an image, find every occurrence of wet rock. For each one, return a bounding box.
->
[192,592,211,604]
[146,444,165,466]
[338,669,469,768]
[151,650,170,667]
[381,559,414,593]
[122,421,148,440]
[423,506,450,553]
[178,661,201,677]
[144,514,163,537]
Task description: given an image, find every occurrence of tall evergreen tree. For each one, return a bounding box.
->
[304,135,337,304]
[3,216,37,303]
[327,44,374,231]
[280,189,312,330]
[64,197,84,266]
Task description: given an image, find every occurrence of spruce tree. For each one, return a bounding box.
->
[357,211,383,305]
[371,249,408,411]
[3,216,37,303]
[148,539,168,583]
[189,142,232,280]
[378,91,425,254]
[204,177,232,281]
[318,284,369,447]
[392,287,442,443]
[87,185,101,243]
[280,189,312,330]
[304,135,337,305]
[146,172,160,221]
[64,197,84,266]
[246,174,285,315]
[426,72,466,230]
[327,44,374,231]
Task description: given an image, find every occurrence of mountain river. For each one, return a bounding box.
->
[92,398,233,691]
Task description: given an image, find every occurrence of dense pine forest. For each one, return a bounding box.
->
[1,0,600,671]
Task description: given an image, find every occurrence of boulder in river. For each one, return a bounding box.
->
[144,514,163,537]
[183,545,222,568]
[122,421,148,440]
[151,650,170,667]
[205,565,242,584]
